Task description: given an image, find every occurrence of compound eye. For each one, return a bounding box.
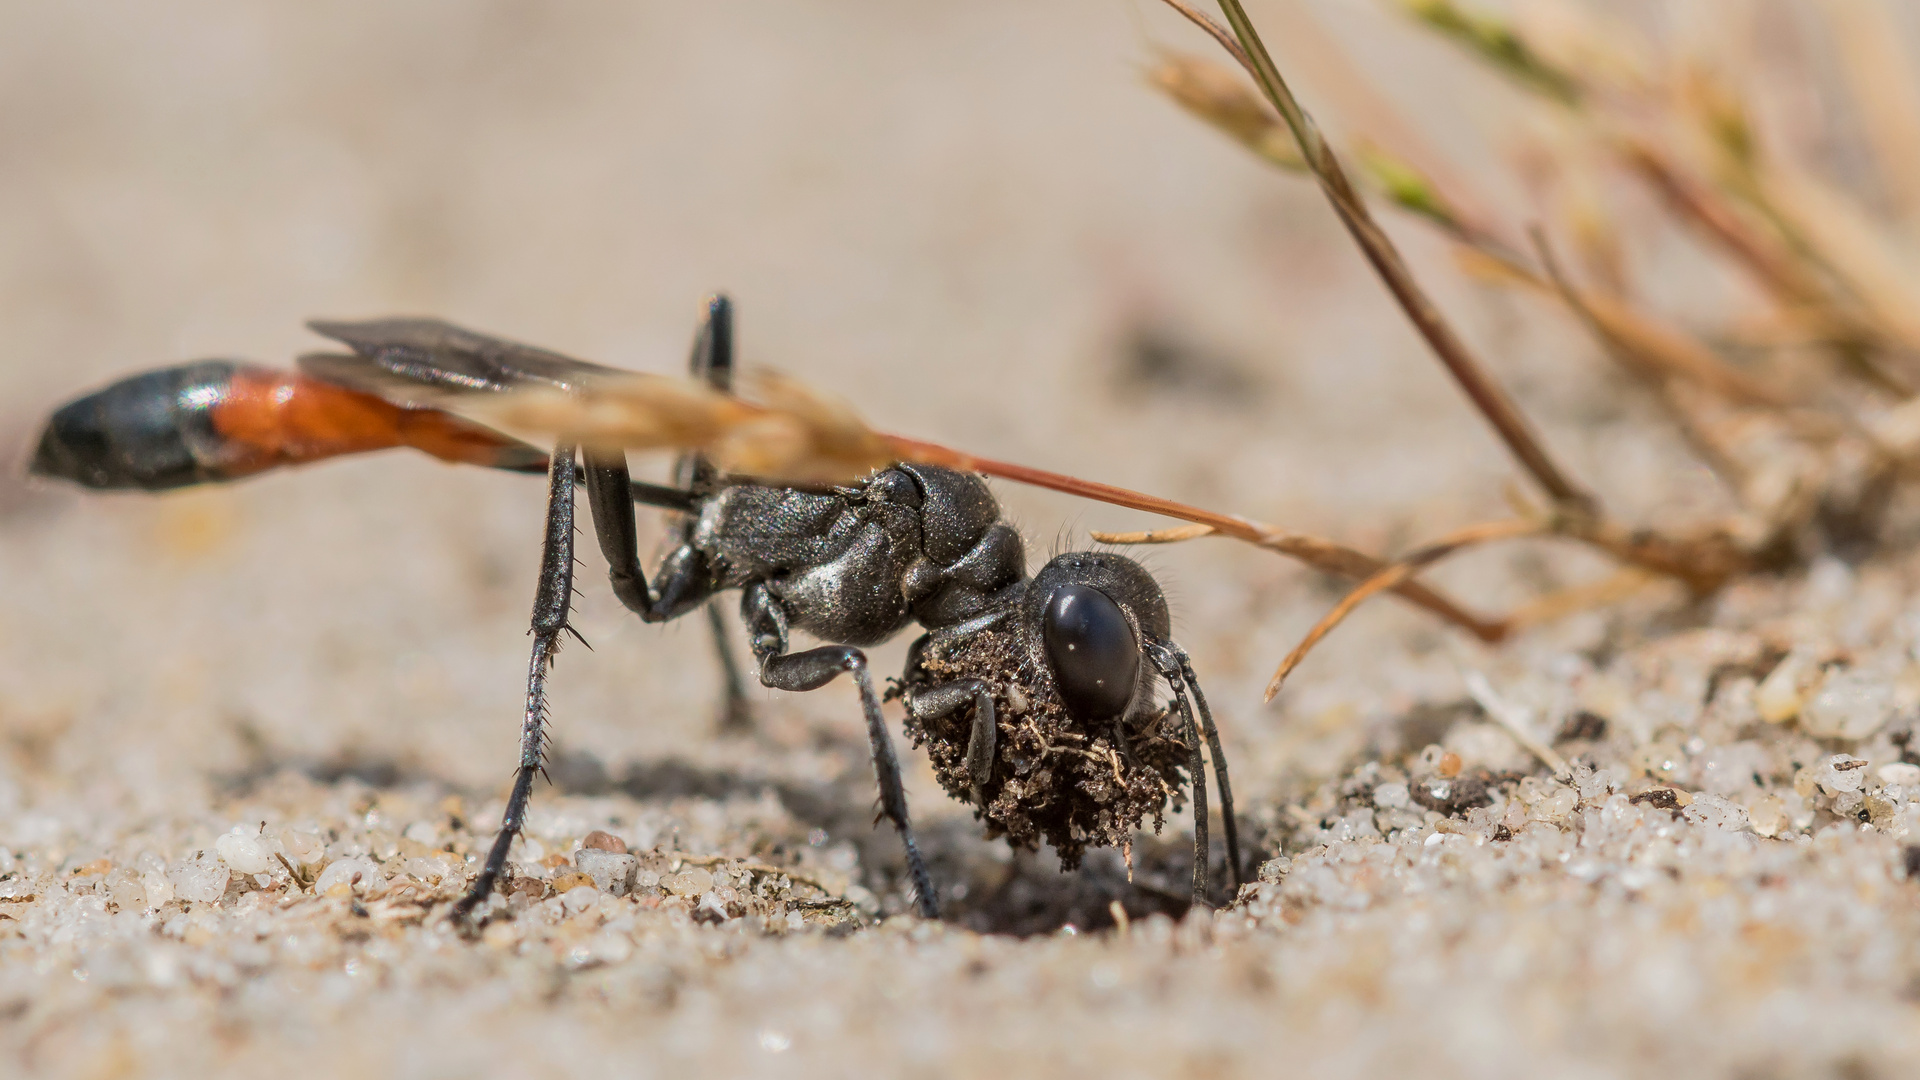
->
[1042,584,1139,720]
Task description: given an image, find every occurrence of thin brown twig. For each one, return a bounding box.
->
[1163,0,1597,514]
[1262,0,1507,247]
[1501,567,1659,632]
[1618,140,1829,311]
[1820,0,1920,222]
[1527,225,1753,496]
[1549,238,1779,401]
[1152,47,1794,417]
[882,433,1508,641]
[1091,523,1218,544]
[1625,125,1920,395]
[1158,0,1249,68]
[1264,519,1543,701]
[1551,515,1749,596]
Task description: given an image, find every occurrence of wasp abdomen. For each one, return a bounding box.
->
[31,361,541,492]
[31,361,254,491]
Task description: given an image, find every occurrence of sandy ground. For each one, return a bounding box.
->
[4,2,1920,1077]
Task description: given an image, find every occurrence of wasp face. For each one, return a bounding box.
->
[1024,551,1170,724]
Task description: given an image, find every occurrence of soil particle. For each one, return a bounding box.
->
[1408,771,1507,817]
[1630,789,1683,811]
[898,629,1190,868]
[580,830,628,853]
[1557,710,1609,743]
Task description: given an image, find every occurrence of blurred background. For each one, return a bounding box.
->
[0,0,1905,840]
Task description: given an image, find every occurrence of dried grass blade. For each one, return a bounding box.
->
[1617,141,1827,309]
[1553,516,1749,596]
[1259,1,1505,240]
[882,434,1509,642]
[1391,0,1583,106]
[1817,0,1920,222]
[1757,163,1920,356]
[1090,524,1218,544]
[1147,54,1303,171]
[1527,226,1793,408]
[1263,519,1541,702]
[1165,0,1597,513]
[1158,0,1248,67]
[1502,567,1659,632]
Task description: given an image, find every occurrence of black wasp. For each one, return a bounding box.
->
[30,297,1242,920]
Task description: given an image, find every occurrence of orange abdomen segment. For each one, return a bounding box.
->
[211,369,539,475]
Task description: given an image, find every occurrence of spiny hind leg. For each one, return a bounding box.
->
[452,442,578,927]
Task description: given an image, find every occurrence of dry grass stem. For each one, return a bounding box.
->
[1501,567,1660,633]
[1131,0,1920,689]
[1089,524,1218,544]
[1259,1,1506,241]
[1160,0,1597,514]
[1619,141,1830,312]
[1264,519,1543,702]
[1818,0,1920,221]
[1394,0,1583,106]
[1146,0,1773,624]
[1495,232,1793,409]
[1147,54,1303,171]
[886,433,1510,641]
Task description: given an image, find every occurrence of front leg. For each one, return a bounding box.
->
[745,585,939,918]
[902,679,996,809]
[1146,640,1210,908]
[452,442,578,926]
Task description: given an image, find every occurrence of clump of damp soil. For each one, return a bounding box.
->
[897,629,1190,867]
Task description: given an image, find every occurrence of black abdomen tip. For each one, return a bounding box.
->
[30,362,243,491]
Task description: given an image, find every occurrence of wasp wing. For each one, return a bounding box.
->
[298,318,628,409]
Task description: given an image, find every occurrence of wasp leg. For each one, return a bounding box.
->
[744,583,939,919]
[1147,641,1209,908]
[689,293,735,393]
[704,603,754,732]
[902,679,996,808]
[682,294,753,732]
[899,616,1009,810]
[1170,644,1241,891]
[627,477,698,512]
[580,449,717,623]
[452,442,578,926]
